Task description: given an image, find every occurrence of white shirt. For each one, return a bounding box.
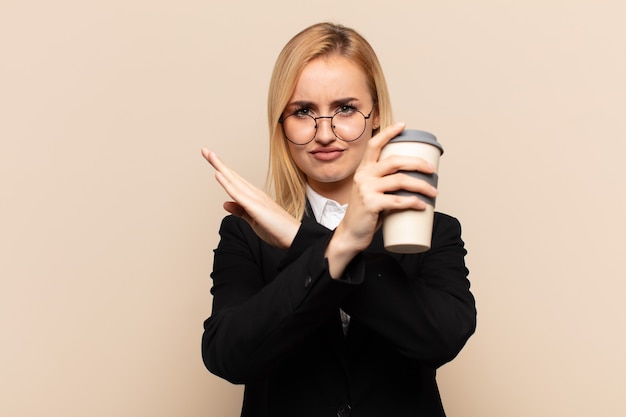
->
[306,185,347,230]
[306,185,351,335]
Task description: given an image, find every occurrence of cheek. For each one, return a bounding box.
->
[286,143,299,160]
[352,138,370,159]
[287,144,307,168]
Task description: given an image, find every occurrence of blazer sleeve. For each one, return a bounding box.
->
[201,215,360,384]
[342,213,477,368]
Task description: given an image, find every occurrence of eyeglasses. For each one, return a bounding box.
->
[279,105,375,145]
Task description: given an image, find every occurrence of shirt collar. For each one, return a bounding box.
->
[306,185,327,223]
[305,185,347,229]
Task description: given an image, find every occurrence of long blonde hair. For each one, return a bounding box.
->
[266,22,393,219]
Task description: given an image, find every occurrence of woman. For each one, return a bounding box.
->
[201,22,476,417]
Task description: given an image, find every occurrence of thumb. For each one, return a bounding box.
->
[223,201,246,217]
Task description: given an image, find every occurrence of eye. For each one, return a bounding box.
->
[336,104,357,117]
[292,107,313,118]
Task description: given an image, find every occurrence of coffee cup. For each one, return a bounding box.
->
[380,129,444,253]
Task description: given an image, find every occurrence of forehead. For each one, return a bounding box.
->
[289,55,370,104]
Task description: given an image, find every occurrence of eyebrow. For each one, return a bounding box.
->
[286,97,361,110]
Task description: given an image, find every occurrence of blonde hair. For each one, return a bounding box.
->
[266,22,393,219]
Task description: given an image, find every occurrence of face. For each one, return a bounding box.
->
[284,54,379,201]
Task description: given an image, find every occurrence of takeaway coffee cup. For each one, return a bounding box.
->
[380,129,444,253]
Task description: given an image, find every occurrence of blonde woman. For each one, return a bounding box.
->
[201,22,476,417]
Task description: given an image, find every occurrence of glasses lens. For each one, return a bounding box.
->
[282,115,316,145]
[331,110,367,142]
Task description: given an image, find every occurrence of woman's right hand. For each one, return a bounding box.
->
[202,149,301,249]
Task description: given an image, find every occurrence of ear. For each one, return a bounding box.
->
[372,111,380,132]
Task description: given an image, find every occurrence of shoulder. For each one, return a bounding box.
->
[217,215,260,245]
[219,213,248,229]
[433,211,465,243]
[219,214,251,233]
[434,211,462,229]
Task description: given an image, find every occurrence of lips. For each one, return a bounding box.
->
[310,147,345,161]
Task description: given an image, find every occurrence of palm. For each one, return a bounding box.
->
[202,149,300,249]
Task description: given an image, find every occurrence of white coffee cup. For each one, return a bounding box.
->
[380,129,444,253]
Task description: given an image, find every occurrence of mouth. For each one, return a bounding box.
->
[310,147,345,161]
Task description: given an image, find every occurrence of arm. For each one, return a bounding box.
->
[200,149,363,382]
[324,123,439,277]
[318,124,474,365]
[342,214,476,367]
[202,215,360,383]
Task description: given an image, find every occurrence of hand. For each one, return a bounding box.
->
[325,123,439,276]
[201,149,300,249]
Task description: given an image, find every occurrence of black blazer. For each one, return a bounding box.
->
[202,209,476,417]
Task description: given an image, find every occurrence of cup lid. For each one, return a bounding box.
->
[389,129,444,154]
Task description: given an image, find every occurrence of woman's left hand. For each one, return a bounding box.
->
[201,149,300,249]
[325,122,439,277]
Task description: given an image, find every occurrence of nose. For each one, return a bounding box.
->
[314,116,336,144]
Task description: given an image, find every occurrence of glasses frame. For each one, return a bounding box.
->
[279,105,375,145]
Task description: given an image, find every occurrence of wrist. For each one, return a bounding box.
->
[324,225,363,279]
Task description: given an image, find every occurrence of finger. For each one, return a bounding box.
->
[214,170,249,204]
[203,149,244,204]
[377,172,439,198]
[382,193,429,211]
[203,150,229,174]
[207,153,253,197]
[214,166,271,224]
[223,201,246,217]
[376,154,436,176]
[202,150,239,184]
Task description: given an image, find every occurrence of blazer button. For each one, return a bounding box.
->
[337,404,351,417]
[304,275,312,288]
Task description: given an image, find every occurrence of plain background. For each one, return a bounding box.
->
[1,0,625,416]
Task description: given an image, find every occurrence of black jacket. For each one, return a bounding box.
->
[202,209,476,417]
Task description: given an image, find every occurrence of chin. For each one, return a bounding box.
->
[310,173,351,185]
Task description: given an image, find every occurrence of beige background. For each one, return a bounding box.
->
[1,0,625,416]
